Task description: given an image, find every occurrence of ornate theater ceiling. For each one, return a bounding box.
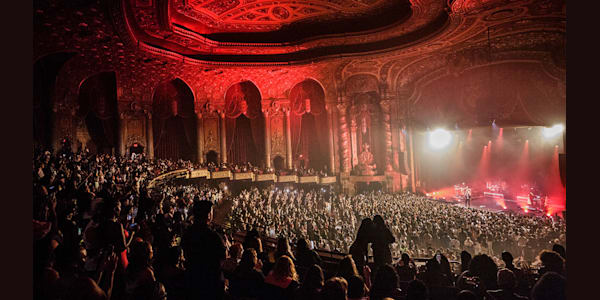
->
[34,0,566,127]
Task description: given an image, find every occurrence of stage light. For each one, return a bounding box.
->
[542,124,564,138]
[429,128,452,149]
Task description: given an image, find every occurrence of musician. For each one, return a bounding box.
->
[464,187,471,208]
[528,188,535,206]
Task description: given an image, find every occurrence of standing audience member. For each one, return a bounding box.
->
[182,200,226,300]
[372,215,395,271]
[349,218,373,272]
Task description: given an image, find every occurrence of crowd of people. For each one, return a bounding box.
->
[228,188,565,265]
[33,146,566,300]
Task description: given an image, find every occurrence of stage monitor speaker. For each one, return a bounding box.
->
[559,153,566,187]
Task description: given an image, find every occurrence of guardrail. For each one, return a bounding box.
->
[148,168,337,189]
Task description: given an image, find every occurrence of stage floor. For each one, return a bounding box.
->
[430,195,565,217]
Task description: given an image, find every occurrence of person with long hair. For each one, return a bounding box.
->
[372,215,395,271]
[321,277,348,300]
[275,237,296,261]
[295,238,322,272]
[336,255,360,283]
[349,218,373,272]
[230,248,265,299]
[262,255,299,300]
[294,264,324,300]
[369,264,402,300]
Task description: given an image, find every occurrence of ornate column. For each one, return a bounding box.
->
[350,114,358,168]
[284,109,292,169]
[219,111,227,163]
[326,105,335,174]
[336,102,351,173]
[50,104,60,152]
[408,126,416,193]
[146,112,154,159]
[380,100,394,172]
[196,112,205,164]
[118,113,127,156]
[264,110,272,168]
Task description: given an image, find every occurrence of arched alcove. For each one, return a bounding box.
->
[224,81,264,166]
[77,72,119,154]
[344,74,385,175]
[33,52,77,148]
[206,150,219,165]
[152,78,197,161]
[289,79,328,171]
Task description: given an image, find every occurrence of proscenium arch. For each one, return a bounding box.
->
[411,60,566,128]
[33,52,78,148]
[151,78,198,161]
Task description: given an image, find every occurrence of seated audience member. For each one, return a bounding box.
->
[552,244,566,260]
[460,251,472,274]
[531,272,566,300]
[321,277,348,300]
[538,250,565,276]
[456,290,478,300]
[487,269,528,300]
[405,279,429,300]
[156,246,185,300]
[370,264,403,300]
[419,259,452,288]
[337,255,361,283]
[223,242,244,279]
[468,254,499,291]
[262,255,299,300]
[347,275,369,300]
[294,264,324,300]
[125,240,156,298]
[397,253,417,282]
[230,248,265,299]
[295,238,322,272]
[501,252,527,296]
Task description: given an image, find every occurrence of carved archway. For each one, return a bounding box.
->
[289,79,328,171]
[33,52,77,148]
[152,78,197,161]
[77,72,119,154]
[224,81,264,166]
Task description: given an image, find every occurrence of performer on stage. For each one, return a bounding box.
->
[528,188,535,206]
[464,187,471,208]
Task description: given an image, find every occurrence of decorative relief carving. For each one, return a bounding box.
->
[203,117,220,152]
[271,116,285,156]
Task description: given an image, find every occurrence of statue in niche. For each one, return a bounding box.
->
[206,129,215,148]
[358,143,376,176]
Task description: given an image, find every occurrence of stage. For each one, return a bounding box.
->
[426,193,565,217]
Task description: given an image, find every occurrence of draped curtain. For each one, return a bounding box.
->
[77,72,118,154]
[225,82,263,166]
[152,79,197,161]
[290,81,328,169]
